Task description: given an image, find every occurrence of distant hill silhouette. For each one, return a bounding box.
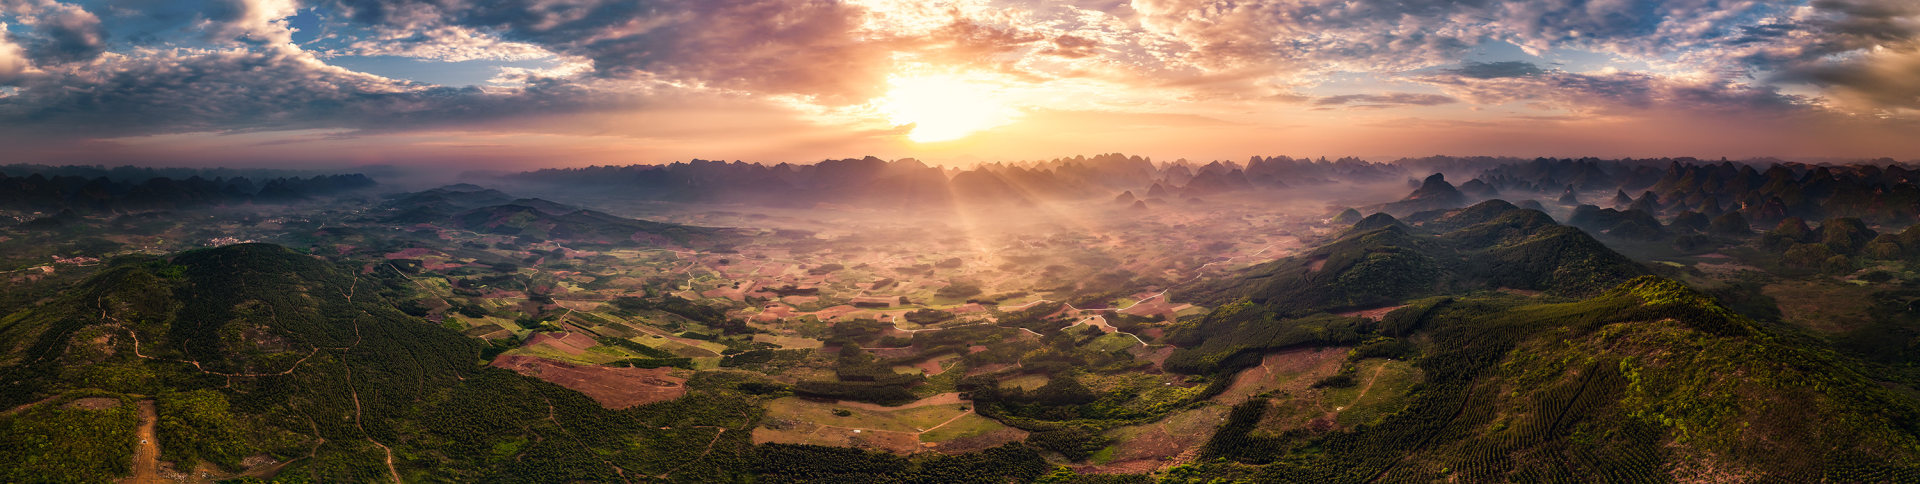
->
[0,170,374,215]
[1371,173,1471,215]
[382,185,734,248]
[497,153,1404,207]
[1462,157,1920,226]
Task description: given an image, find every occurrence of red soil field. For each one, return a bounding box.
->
[524,331,598,355]
[491,355,688,409]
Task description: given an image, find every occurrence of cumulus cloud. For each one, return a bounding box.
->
[0,46,666,137]
[2,0,106,64]
[197,0,299,44]
[0,48,404,135]
[324,0,895,100]
[1124,0,1776,76]
[0,0,907,139]
[331,25,555,62]
[1105,0,1919,116]
[0,24,32,84]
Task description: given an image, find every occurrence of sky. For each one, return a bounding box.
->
[0,0,1917,169]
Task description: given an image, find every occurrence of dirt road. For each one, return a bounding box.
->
[122,400,162,484]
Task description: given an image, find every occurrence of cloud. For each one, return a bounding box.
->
[0,24,32,84]
[0,0,1917,163]
[1447,61,1544,79]
[323,0,896,100]
[1315,93,1459,107]
[330,24,556,62]
[1123,0,1775,76]
[198,0,299,44]
[1021,108,1236,128]
[0,46,649,137]
[927,17,1047,61]
[1043,34,1100,59]
[1784,47,1920,111]
[1750,0,1920,111]
[0,48,404,136]
[2,0,106,64]
[487,59,593,87]
[1419,69,1809,115]
[1101,0,1910,116]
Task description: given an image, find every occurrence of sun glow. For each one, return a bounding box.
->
[877,75,1018,143]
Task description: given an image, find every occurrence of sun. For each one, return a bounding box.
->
[876,75,1018,143]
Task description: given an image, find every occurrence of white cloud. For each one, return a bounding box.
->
[199,0,301,45]
[332,25,557,62]
[0,23,33,84]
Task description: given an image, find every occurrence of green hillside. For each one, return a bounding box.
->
[1180,200,1644,317]
[1176,277,1920,482]
[1157,201,1920,482]
[0,244,740,481]
[6,196,1920,483]
[0,243,1049,483]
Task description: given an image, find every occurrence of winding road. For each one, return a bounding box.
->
[101,273,403,482]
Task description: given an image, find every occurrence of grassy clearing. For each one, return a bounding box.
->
[1212,347,1348,403]
[623,326,729,355]
[506,344,622,365]
[627,334,722,358]
[689,356,724,370]
[1000,374,1049,390]
[458,314,526,337]
[762,397,971,434]
[1761,280,1876,334]
[567,310,619,326]
[1098,402,1229,464]
[918,413,1006,443]
[1322,358,1422,426]
[754,334,824,349]
[1084,332,1141,353]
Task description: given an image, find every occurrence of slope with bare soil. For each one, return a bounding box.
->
[491,355,688,409]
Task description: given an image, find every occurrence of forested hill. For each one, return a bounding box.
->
[1153,205,1920,481]
[379,185,741,249]
[0,243,1050,482]
[1170,276,1920,481]
[0,171,375,214]
[1179,199,1645,316]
